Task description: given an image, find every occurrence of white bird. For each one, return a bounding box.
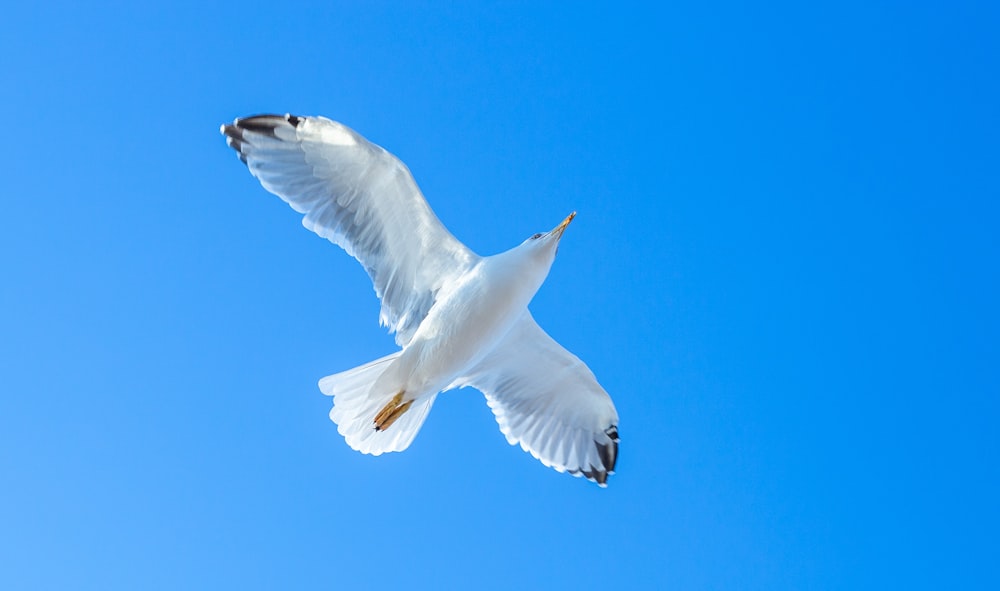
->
[221,114,619,486]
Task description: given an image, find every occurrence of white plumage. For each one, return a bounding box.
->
[222,114,619,485]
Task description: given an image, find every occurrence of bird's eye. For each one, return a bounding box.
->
[530,233,543,240]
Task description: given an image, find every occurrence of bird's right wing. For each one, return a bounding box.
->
[221,114,479,346]
[450,312,620,486]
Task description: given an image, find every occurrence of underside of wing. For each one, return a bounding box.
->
[452,312,620,486]
[221,114,479,346]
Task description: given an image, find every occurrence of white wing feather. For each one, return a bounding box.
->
[221,114,479,346]
[452,312,620,486]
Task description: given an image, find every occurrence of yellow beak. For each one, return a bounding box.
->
[552,211,576,240]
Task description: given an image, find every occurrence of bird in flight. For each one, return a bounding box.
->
[221,114,619,486]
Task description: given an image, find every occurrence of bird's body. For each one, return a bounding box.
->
[399,242,555,395]
[222,114,619,485]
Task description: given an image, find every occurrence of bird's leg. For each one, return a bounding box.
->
[373,391,413,432]
[373,392,403,429]
[378,400,413,431]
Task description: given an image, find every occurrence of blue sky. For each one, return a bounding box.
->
[2,1,998,589]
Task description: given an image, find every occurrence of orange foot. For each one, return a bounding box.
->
[373,392,413,432]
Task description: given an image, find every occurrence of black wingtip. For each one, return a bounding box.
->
[579,465,609,487]
[220,123,241,140]
[231,114,286,137]
[221,114,306,164]
[585,425,620,487]
[224,133,244,151]
[223,113,304,135]
[562,425,620,487]
[596,439,618,476]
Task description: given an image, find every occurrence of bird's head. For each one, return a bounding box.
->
[520,211,576,258]
[521,211,576,247]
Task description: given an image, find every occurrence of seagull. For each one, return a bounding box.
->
[221,114,620,486]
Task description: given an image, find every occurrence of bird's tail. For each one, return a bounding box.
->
[319,352,437,455]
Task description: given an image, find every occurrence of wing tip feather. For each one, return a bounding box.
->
[220,113,303,139]
[221,114,307,164]
[230,114,286,137]
[573,425,619,487]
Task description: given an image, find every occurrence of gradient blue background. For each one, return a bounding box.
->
[2,2,997,589]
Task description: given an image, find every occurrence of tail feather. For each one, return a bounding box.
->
[319,352,437,455]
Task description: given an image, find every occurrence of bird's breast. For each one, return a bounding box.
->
[400,258,546,394]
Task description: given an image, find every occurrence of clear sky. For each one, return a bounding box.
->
[2,1,998,589]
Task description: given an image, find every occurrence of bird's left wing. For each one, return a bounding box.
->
[221,114,478,346]
[450,312,620,486]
